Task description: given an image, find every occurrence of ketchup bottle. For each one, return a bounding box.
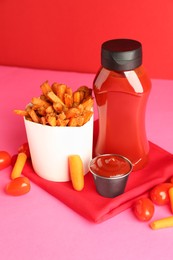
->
[93,39,151,171]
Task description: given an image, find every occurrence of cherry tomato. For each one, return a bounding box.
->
[149,183,173,205]
[18,142,31,158]
[170,177,173,184]
[11,154,18,167]
[0,151,11,170]
[133,198,154,221]
[5,176,31,196]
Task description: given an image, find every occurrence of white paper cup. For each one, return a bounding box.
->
[24,116,93,182]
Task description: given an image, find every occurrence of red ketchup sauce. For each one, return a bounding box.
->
[94,66,151,171]
[90,154,131,178]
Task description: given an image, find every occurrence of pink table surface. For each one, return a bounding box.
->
[1,65,173,260]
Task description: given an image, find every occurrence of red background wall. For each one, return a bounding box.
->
[0,0,173,79]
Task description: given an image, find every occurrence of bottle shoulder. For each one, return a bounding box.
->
[93,66,151,94]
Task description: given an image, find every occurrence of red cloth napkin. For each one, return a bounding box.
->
[22,120,173,223]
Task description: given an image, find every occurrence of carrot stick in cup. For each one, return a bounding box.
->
[68,155,84,191]
[168,187,173,214]
[11,152,27,179]
[150,216,173,230]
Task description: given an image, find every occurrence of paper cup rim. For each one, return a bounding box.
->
[24,115,93,129]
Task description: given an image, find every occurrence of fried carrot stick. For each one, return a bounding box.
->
[68,155,84,191]
[169,187,173,214]
[150,216,173,230]
[11,152,27,179]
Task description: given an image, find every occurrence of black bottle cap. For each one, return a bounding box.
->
[101,39,142,71]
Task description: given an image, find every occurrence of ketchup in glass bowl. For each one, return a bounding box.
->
[89,154,133,198]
